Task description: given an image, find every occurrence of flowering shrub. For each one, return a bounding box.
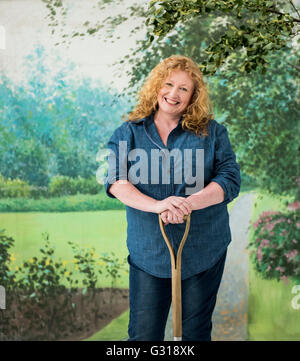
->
[249,205,300,283]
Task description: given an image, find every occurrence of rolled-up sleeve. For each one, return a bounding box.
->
[104,124,129,199]
[211,123,241,204]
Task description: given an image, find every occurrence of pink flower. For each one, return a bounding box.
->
[261,239,270,247]
[253,220,261,230]
[257,248,263,263]
[254,211,279,229]
[284,250,298,262]
[261,211,279,218]
[262,223,275,232]
[256,239,270,263]
[260,218,286,234]
[287,201,300,211]
[276,266,285,273]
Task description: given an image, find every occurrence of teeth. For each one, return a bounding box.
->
[165,97,179,105]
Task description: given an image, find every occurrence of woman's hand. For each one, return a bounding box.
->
[160,209,186,225]
[155,196,192,220]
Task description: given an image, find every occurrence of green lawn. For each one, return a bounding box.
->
[248,191,300,340]
[84,309,130,341]
[0,210,129,288]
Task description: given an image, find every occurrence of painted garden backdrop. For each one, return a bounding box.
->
[0,0,299,341]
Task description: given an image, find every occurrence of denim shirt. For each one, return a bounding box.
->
[104,112,241,279]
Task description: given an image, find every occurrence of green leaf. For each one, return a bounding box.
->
[264,43,273,50]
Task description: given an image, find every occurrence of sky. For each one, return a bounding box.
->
[0,0,146,93]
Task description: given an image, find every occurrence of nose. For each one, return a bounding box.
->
[168,86,179,99]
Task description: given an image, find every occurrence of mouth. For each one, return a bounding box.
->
[164,97,180,105]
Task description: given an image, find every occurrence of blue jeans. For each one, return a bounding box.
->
[127,250,227,341]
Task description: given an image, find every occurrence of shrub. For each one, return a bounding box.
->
[0,174,31,198]
[0,174,49,199]
[48,175,103,197]
[29,185,50,199]
[0,229,16,289]
[0,230,128,340]
[48,175,74,197]
[0,174,103,199]
[248,205,300,283]
[71,176,102,195]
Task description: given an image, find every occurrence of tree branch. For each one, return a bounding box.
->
[266,8,300,22]
[289,0,300,19]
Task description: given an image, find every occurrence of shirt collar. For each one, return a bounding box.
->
[131,111,183,126]
[143,112,184,149]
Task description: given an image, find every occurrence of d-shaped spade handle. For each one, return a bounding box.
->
[158,212,191,341]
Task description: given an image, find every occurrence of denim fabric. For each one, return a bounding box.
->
[127,251,227,341]
[104,112,241,279]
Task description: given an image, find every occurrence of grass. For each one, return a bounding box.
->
[0,210,129,288]
[248,263,300,340]
[248,190,300,341]
[84,309,130,341]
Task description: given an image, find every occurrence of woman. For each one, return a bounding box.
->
[104,55,241,341]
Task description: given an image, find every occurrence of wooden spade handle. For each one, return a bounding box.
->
[158,213,191,341]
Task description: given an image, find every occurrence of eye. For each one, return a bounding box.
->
[180,87,188,92]
[166,82,172,86]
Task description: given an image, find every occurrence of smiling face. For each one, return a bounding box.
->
[156,69,195,119]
